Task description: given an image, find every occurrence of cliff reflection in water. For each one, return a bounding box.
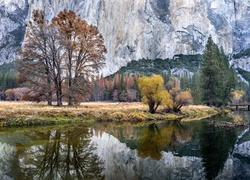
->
[0,118,249,180]
[92,120,244,180]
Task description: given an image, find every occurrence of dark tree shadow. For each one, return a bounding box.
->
[199,123,237,180]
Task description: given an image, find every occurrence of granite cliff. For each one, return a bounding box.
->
[0,0,250,75]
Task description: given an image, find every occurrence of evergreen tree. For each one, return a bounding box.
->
[217,47,238,105]
[160,70,171,84]
[0,72,19,100]
[200,36,237,106]
[191,72,202,104]
[180,72,190,91]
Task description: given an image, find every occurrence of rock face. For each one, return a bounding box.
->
[0,0,28,64]
[0,0,250,75]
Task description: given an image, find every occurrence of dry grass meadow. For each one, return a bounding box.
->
[0,101,219,127]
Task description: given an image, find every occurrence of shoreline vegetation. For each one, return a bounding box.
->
[0,101,220,127]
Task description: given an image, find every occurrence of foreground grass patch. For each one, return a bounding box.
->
[0,102,219,126]
[1,115,95,127]
[181,105,219,121]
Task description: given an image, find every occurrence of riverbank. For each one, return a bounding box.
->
[0,101,219,127]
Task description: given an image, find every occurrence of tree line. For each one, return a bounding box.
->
[0,72,19,100]
[91,73,140,102]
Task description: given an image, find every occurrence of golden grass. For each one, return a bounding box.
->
[0,101,219,126]
[181,105,219,121]
[0,101,149,125]
[0,101,147,114]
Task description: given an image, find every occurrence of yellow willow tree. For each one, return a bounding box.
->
[52,10,106,105]
[138,74,170,113]
[231,90,245,104]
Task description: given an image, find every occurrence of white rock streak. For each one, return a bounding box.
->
[1,0,250,75]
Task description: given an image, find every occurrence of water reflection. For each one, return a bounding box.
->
[0,117,249,180]
[0,142,16,179]
[92,123,203,180]
[138,123,162,160]
[199,123,237,180]
[4,126,104,180]
[137,121,189,160]
[134,120,244,179]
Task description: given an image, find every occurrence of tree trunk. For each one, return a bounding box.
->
[48,91,52,106]
[68,88,73,106]
[68,54,73,106]
[56,90,62,106]
[148,99,156,114]
[47,76,52,105]
[56,80,62,106]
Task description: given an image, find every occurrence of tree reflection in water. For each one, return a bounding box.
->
[137,120,238,179]
[137,123,163,160]
[137,120,189,160]
[199,123,237,180]
[18,126,104,180]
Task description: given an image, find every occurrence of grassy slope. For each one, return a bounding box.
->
[116,54,202,76]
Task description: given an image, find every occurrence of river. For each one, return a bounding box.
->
[0,112,249,180]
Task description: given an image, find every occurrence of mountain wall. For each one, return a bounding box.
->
[0,0,250,75]
[0,0,28,64]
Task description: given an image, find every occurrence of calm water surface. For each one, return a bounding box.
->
[0,112,250,180]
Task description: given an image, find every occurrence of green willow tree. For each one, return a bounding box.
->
[200,36,237,107]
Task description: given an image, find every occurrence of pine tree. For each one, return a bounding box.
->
[180,72,190,91]
[200,36,237,106]
[191,72,202,104]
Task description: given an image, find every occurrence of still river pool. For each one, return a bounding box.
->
[0,112,250,180]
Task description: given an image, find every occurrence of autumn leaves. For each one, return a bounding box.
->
[18,10,106,106]
[138,74,192,113]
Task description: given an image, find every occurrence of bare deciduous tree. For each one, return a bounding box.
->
[17,10,106,106]
[165,77,193,113]
[52,10,107,105]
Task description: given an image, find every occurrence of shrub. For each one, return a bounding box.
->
[128,112,146,121]
[110,112,128,121]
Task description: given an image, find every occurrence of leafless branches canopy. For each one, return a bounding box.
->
[18,10,107,106]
